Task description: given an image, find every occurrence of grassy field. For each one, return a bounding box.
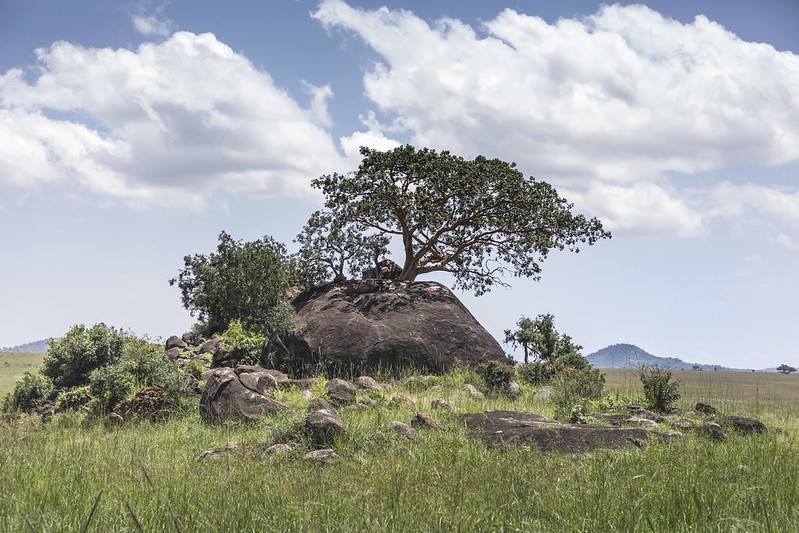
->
[0,353,45,398]
[1,368,798,531]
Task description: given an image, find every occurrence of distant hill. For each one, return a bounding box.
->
[586,343,736,371]
[0,338,53,354]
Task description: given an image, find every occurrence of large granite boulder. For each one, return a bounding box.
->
[268,280,506,376]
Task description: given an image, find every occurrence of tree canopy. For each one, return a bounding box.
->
[308,145,610,294]
[169,231,294,337]
[777,364,796,374]
[504,314,583,364]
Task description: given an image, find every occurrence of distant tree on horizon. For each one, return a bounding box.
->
[777,364,797,374]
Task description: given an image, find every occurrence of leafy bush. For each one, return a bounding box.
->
[477,361,514,394]
[55,385,92,412]
[88,339,185,414]
[551,367,605,421]
[41,324,133,388]
[170,231,296,337]
[221,320,267,366]
[3,372,54,413]
[516,362,555,386]
[638,365,681,412]
[184,360,206,380]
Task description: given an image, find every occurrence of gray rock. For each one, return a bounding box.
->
[304,449,339,463]
[506,380,522,399]
[326,378,356,406]
[198,336,224,356]
[200,368,291,423]
[464,384,485,400]
[355,376,382,391]
[668,418,697,430]
[701,422,727,441]
[695,402,718,415]
[411,413,444,431]
[431,398,455,410]
[629,417,660,431]
[358,397,378,408]
[727,416,767,435]
[264,444,294,455]
[461,410,671,453]
[308,397,336,413]
[182,332,201,346]
[165,347,184,360]
[389,421,417,440]
[238,371,278,396]
[165,335,188,350]
[269,281,507,376]
[533,387,552,402]
[289,378,318,390]
[306,408,345,447]
[389,394,416,410]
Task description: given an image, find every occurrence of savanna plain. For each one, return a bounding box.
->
[1,357,798,532]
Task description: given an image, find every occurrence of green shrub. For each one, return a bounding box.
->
[88,339,185,414]
[516,362,555,386]
[2,372,54,413]
[184,360,205,380]
[551,367,605,421]
[638,365,681,412]
[221,320,266,366]
[55,385,92,412]
[41,324,133,388]
[477,361,514,394]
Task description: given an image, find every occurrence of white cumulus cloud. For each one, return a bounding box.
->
[313,0,799,236]
[0,32,348,205]
[132,14,176,37]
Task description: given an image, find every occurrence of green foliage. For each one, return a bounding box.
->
[41,323,133,388]
[551,367,605,421]
[516,361,555,386]
[504,314,582,364]
[220,320,267,366]
[184,360,205,380]
[170,231,295,337]
[2,372,53,413]
[294,209,390,286]
[55,385,92,412]
[638,365,681,412]
[312,145,609,295]
[477,361,514,394]
[88,339,184,414]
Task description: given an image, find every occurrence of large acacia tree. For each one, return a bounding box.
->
[308,145,610,294]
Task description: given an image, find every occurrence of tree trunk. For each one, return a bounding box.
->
[523,345,529,365]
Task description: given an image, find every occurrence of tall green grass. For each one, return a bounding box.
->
[1,369,797,531]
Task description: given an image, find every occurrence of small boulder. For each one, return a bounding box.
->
[308,397,336,413]
[389,421,417,440]
[238,371,278,396]
[264,443,294,456]
[411,413,444,431]
[198,336,224,356]
[389,394,416,410]
[289,378,319,390]
[628,417,659,431]
[506,380,522,399]
[533,387,552,402]
[165,347,184,361]
[696,402,718,415]
[355,376,381,392]
[431,398,455,410]
[113,385,169,423]
[326,378,357,406]
[304,449,339,464]
[464,384,485,400]
[182,332,202,346]
[727,416,767,435]
[306,408,345,447]
[165,335,188,350]
[200,368,291,423]
[701,422,727,441]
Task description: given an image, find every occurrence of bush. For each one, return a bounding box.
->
[516,362,555,386]
[551,367,605,421]
[2,372,54,413]
[638,365,681,412]
[221,320,267,366]
[184,360,205,380]
[88,339,185,414]
[477,361,514,394]
[55,385,92,412]
[41,324,133,388]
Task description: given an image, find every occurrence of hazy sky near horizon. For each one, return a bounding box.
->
[1,1,798,368]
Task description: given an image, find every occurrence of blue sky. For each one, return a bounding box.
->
[1,1,798,368]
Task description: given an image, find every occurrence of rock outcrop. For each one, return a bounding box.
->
[267,280,506,376]
[200,367,291,423]
[461,410,677,453]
